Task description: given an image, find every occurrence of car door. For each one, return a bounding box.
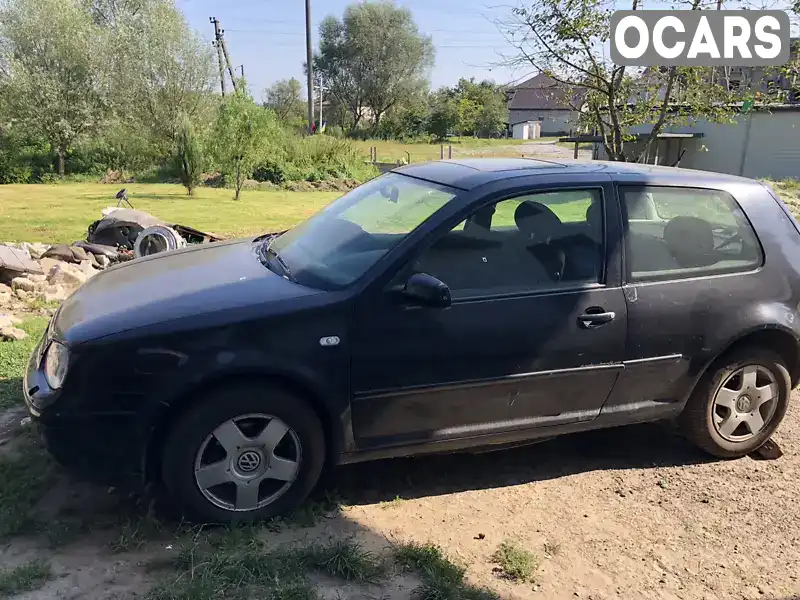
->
[349,179,628,450]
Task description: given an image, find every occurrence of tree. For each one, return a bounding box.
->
[314,1,434,130]
[313,15,366,131]
[457,97,481,136]
[475,101,508,138]
[0,0,108,176]
[377,90,430,140]
[453,78,508,137]
[773,37,799,104]
[500,0,747,162]
[174,113,203,196]
[427,88,459,140]
[92,0,216,152]
[83,0,145,27]
[210,91,278,200]
[263,78,305,123]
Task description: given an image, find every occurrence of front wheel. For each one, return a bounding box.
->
[679,348,790,459]
[161,384,325,523]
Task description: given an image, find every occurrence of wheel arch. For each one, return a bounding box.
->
[688,325,800,403]
[142,369,345,484]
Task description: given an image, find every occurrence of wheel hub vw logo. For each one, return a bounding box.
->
[736,395,753,413]
[237,450,261,473]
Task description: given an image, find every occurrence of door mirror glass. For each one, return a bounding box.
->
[402,272,451,308]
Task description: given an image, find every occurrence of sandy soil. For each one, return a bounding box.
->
[1,392,799,600]
[453,140,594,162]
[517,141,593,161]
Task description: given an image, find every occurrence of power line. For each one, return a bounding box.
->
[225,27,505,36]
[236,41,509,49]
[225,29,305,35]
[223,29,511,47]
[224,18,295,25]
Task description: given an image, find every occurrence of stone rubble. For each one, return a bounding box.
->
[0,326,26,341]
[0,239,127,341]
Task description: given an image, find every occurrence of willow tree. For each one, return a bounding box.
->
[314,1,434,130]
[0,0,107,176]
[90,0,216,152]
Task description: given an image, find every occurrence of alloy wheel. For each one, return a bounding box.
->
[193,413,302,512]
[712,364,779,443]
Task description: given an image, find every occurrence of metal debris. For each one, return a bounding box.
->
[87,189,224,258]
[0,189,225,293]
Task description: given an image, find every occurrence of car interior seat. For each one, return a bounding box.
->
[514,200,566,282]
[663,216,717,268]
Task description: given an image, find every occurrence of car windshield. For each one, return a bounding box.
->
[264,173,458,290]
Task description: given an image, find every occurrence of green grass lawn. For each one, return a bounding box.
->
[0,180,588,245]
[0,184,341,244]
[0,317,49,410]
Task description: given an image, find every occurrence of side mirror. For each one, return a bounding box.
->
[401,272,451,308]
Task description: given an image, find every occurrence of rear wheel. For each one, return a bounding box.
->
[161,384,325,522]
[680,348,790,458]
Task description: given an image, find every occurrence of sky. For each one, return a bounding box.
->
[174,0,534,100]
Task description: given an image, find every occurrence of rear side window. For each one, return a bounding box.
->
[621,186,763,282]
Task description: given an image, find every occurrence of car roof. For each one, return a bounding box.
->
[392,158,758,192]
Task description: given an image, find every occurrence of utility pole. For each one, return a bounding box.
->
[217,22,238,94]
[305,0,314,132]
[237,65,244,80]
[210,17,226,96]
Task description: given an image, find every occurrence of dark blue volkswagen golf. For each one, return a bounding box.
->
[24,158,800,522]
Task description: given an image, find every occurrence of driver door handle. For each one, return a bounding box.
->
[578,308,616,329]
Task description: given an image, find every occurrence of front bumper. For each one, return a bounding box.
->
[23,324,146,490]
[34,417,144,488]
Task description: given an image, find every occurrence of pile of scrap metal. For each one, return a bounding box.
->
[86,189,225,260]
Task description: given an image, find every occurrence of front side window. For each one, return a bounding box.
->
[412,188,604,298]
[267,173,457,289]
[622,186,762,282]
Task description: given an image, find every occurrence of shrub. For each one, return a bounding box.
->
[252,134,376,185]
[65,123,162,176]
[173,115,204,195]
[135,162,181,184]
[252,157,288,185]
[0,130,51,183]
[326,125,345,139]
[491,538,537,583]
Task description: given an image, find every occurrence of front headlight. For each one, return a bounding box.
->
[43,341,69,390]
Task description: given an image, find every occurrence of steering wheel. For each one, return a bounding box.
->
[712,225,742,252]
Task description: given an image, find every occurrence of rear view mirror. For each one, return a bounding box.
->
[401,272,451,308]
[380,183,399,203]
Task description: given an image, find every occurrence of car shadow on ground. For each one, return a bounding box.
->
[327,421,715,506]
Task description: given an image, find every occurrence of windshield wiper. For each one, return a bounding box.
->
[263,239,297,283]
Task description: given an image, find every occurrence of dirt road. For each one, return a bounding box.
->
[1,396,798,599]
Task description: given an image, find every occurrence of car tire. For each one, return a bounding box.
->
[679,347,790,459]
[161,383,325,523]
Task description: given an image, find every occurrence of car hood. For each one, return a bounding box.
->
[55,238,322,345]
